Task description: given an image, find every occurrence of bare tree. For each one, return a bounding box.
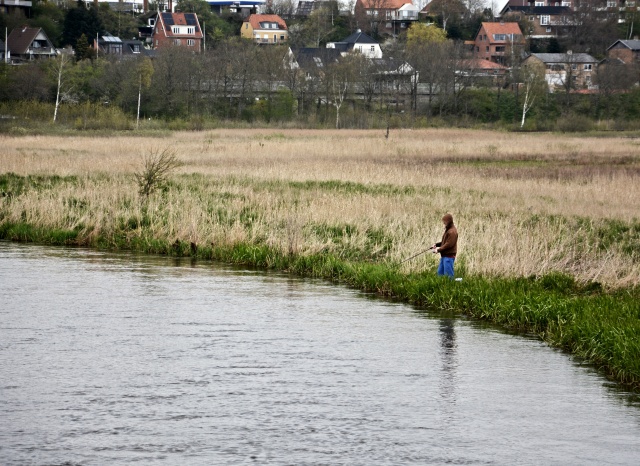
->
[51,50,74,123]
[136,58,154,129]
[517,62,546,128]
[255,45,288,122]
[326,54,360,128]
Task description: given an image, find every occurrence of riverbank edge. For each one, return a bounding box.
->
[2,221,639,390]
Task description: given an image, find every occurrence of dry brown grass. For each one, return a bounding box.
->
[1,129,639,287]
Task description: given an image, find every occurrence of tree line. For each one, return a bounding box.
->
[1,1,639,130]
[2,36,639,131]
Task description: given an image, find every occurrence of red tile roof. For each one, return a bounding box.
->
[462,58,508,70]
[480,21,523,38]
[358,0,413,9]
[246,14,288,31]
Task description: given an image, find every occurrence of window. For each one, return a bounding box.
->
[584,64,592,70]
[173,39,181,45]
[187,27,194,34]
[607,0,616,6]
[561,1,571,5]
[540,15,550,25]
[187,39,195,46]
[486,46,489,52]
[172,26,180,34]
[280,35,285,41]
[246,23,249,29]
[571,63,577,70]
[133,44,140,53]
[371,45,375,52]
[495,46,505,52]
[535,1,544,5]
[546,27,552,32]
[494,33,506,40]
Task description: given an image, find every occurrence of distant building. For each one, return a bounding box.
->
[0,0,32,15]
[523,52,598,90]
[473,22,525,65]
[355,0,419,36]
[150,12,203,52]
[606,39,640,65]
[498,1,573,40]
[6,26,57,63]
[206,0,265,16]
[327,30,383,59]
[95,33,150,57]
[288,47,341,78]
[241,14,288,44]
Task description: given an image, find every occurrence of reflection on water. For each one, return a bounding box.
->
[1,241,640,465]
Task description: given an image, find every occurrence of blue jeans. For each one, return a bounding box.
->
[437,257,455,278]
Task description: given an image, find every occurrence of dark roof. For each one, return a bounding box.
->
[296,1,335,16]
[340,31,378,45]
[7,27,47,54]
[606,39,640,51]
[371,57,413,74]
[529,52,598,63]
[500,5,571,15]
[296,1,315,15]
[331,43,350,53]
[292,47,341,69]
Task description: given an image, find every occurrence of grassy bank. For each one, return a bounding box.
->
[1,129,639,388]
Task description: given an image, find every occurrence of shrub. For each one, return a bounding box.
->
[556,113,594,132]
[134,147,183,199]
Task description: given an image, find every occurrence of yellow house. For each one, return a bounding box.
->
[241,14,288,44]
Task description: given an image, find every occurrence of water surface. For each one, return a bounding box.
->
[1,242,639,465]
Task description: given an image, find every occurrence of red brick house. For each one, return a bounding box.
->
[606,39,640,64]
[473,22,525,65]
[354,0,418,37]
[152,12,203,52]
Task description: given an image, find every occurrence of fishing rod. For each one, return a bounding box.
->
[399,245,436,265]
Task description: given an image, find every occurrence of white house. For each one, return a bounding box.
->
[326,30,382,59]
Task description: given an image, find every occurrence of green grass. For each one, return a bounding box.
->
[0,173,78,198]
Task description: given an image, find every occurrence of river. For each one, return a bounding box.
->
[1,242,639,465]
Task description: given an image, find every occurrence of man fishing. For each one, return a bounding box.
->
[432,213,458,278]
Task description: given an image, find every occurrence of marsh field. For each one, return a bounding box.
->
[1,128,640,386]
[2,128,639,286]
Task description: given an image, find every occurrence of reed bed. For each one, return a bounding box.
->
[1,129,638,287]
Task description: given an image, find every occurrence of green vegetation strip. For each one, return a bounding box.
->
[1,220,639,390]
